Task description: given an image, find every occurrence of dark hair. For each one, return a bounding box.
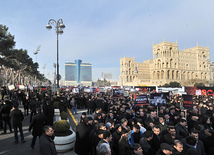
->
[43,125,52,133]
[131,143,141,151]
[186,136,196,146]
[98,123,105,129]
[174,140,183,146]
[103,130,111,139]
[190,129,199,135]
[153,125,160,129]
[144,131,153,138]
[36,108,41,113]
[133,124,140,129]
[12,105,18,109]
[179,119,187,123]
[168,127,175,131]
[193,125,201,131]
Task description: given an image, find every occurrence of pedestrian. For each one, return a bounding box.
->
[29,108,48,150]
[9,104,25,144]
[75,117,90,155]
[0,97,12,134]
[70,97,77,115]
[29,98,38,123]
[39,125,57,155]
[23,96,30,116]
[43,100,54,126]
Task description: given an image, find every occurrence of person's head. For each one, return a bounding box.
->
[144,131,153,141]
[179,119,187,127]
[150,111,155,118]
[186,136,197,147]
[133,124,140,133]
[115,124,122,133]
[36,108,41,114]
[153,125,160,136]
[190,130,199,141]
[103,130,112,142]
[168,127,176,136]
[173,140,183,153]
[160,143,173,155]
[99,123,107,130]
[165,113,170,120]
[159,116,165,123]
[131,143,143,155]
[43,125,54,137]
[97,129,105,139]
[87,117,93,125]
[96,143,111,155]
[82,112,87,118]
[191,115,199,121]
[121,118,128,126]
[12,104,18,110]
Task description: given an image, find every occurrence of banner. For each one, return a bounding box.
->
[8,85,15,90]
[19,85,25,90]
[149,93,168,107]
[112,89,124,98]
[182,94,193,110]
[124,91,129,97]
[196,90,201,96]
[72,88,79,93]
[134,94,149,106]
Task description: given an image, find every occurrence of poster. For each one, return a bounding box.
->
[182,94,193,110]
[134,94,149,106]
[196,90,201,96]
[8,85,15,90]
[149,93,168,107]
[72,88,79,93]
[124,91,129,97]
[112,89,124,98]
[19,85,25,90]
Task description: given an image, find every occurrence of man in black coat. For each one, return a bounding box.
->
[202,129,214,154]
[39,125,57,155]
[181,130,206,155]
[155,143,174,155]
[29,98,38,122]
[23,96,30,116]
[139,131,155,155]
[0,97,12,134]
[175,119,189,140]
[118,130,132,155]
[9,105,25,143]
[43,100,54,126]
[29,108,48,149]
[75,117,90,155]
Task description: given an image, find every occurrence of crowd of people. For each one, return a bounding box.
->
[1,87,214,155]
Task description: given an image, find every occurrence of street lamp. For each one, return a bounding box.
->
[33,45,41,86]
[46,19,65,88]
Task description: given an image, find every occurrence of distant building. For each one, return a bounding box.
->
[101,72,112,80]
[119,40,213,86]
[65,60,92,86]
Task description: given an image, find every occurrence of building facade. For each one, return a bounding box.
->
[101,72,112,80]
[65,60,92,86]
[119,40,212,86]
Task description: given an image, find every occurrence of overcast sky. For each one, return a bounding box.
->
[1,0,214,81]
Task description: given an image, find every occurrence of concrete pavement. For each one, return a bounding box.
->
[0,105,90,155]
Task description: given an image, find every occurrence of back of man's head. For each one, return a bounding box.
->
[186,136,196,146]
[144,131,153,139]
[103,130,111,139]
[96,143,110,155]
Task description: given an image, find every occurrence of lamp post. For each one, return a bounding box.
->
[33,45,41,86]
[46,19,65,88]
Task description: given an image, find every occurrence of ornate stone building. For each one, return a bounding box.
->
[119,40,211,86]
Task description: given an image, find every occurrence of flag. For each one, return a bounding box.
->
[135,66,138,73]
